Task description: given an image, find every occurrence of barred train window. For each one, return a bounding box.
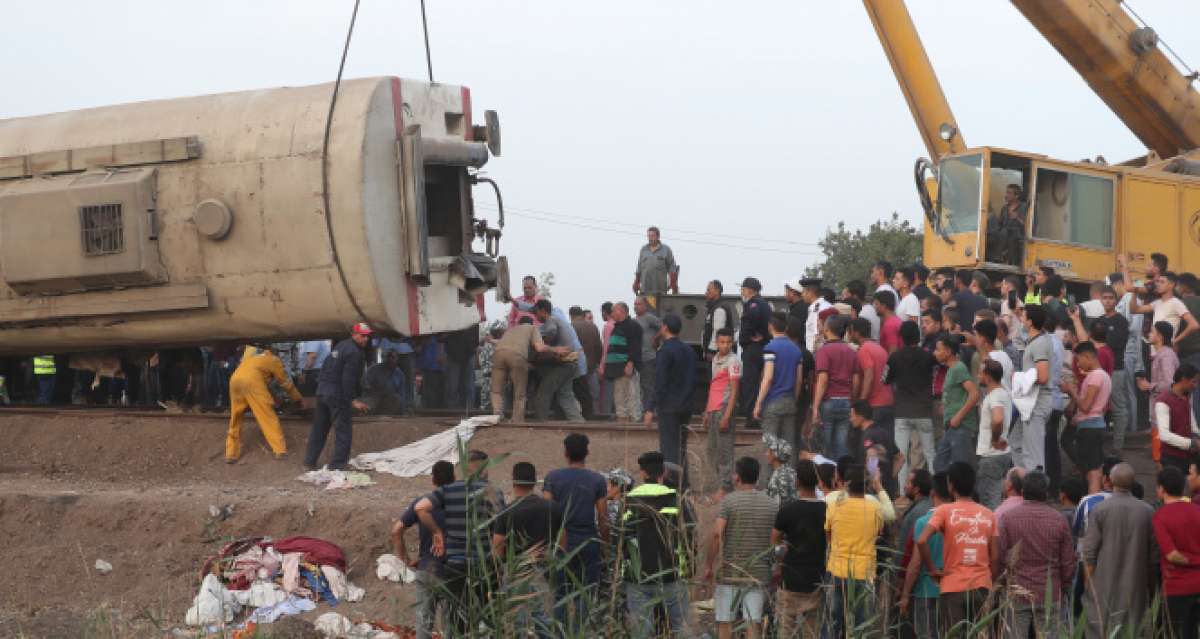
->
[80,203,124,255]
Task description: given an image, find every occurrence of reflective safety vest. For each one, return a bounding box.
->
[1024,289,1041,305]
[33,356,55,376]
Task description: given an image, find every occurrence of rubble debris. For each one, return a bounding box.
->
[93,559,112,575]
[374,554,416,584]
[296,468,376,490]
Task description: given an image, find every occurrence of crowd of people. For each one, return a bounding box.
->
[386,229,1200,637]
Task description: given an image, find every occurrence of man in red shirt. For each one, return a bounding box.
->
[917,461,997,637]
[1152,467,1200,639]
[849,318,894,435]
[809,315,860,461]
[874,290,903,354]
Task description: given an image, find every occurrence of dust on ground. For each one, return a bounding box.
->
[0,412,757,637]
[0,411,1158,637]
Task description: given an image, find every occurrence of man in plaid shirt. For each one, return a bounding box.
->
[996,471,1076,637]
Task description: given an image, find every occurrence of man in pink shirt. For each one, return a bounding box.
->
[506,275,544,327]
[1062,342,1112,494]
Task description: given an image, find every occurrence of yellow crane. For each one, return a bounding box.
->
[865,0,1200,284]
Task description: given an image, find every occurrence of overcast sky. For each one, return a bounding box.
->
[4,1,1199,324]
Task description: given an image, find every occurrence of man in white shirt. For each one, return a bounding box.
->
[892,266,922,323]
[1129,272,1199,346]
[973,319,1013,391]
[802,278,831,352]
[976,358,1014,510]
[872,260,898,309]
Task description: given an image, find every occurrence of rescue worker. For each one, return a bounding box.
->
[225,345,303,463]
[304,323,372,470]
[33,355,56,404]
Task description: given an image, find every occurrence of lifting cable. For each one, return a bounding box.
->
[320,0,371,324]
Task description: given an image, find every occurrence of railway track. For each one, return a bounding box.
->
[0,404,766,442]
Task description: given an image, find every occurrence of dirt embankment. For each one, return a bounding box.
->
[0,413,677,637]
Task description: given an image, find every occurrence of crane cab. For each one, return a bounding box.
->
[923,146,1200,284]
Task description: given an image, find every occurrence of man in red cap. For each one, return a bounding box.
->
[304,322,372,470]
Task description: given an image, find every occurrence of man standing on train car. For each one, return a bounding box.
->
[633,226,679,297]
[304,323,372,471]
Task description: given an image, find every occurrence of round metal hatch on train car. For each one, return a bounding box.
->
[193,199,233,240]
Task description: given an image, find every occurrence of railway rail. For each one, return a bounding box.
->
[0,404,766,443]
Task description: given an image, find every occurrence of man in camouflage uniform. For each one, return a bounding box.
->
[764,433,798,504]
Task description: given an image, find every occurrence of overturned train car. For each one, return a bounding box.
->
[0,77,507,355]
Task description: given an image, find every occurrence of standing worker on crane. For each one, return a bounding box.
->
[304,323,372,470]
[224,345,303,464]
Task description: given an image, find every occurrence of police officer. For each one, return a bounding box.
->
[737,277,770,426]
[304,323,372,470]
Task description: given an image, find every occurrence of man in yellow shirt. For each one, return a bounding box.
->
[825,463,883,638]
[226,345,303,463]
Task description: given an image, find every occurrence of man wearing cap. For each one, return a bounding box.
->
[645,313,697,490]
[738,278,772,427]
[304,323,373,470]
[802,278,832,352]
[784,278,808,340]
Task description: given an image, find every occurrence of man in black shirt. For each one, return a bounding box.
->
[951,270,987,333]
[886,321,937,488]
[851,400,902,497]
[491,462,564,637]
[304,323,371,470]
[771,458,827,638]
[739,277,771,427]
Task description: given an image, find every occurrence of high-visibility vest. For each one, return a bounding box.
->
[33,356,55,376]
[1024,289,1041,305]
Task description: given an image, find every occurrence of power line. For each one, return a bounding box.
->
[496,207,822,256]
[475,202,819,247]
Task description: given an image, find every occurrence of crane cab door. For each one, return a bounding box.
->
[926,152,985,268]
[1120,175,1186,281]
[1023,160,1117,283]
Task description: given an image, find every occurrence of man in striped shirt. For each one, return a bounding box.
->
[415,450,503,634]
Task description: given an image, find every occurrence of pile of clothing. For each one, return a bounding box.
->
[297,467,377,490]
[186,536,364,628]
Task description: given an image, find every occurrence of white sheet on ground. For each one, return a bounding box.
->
[246,595,316,624]
[349,415,496,477]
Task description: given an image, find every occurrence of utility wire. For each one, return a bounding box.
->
[475,202,820,247]
[420,0,434,82]
[492,207,822,256]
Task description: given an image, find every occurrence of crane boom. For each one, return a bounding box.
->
[863,0,967,160]
[1011,0,1200,159]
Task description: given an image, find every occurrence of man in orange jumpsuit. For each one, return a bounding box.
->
[225,345,303,463]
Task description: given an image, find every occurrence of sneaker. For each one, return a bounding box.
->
[273,452,288,461]
[328,463,350,471]
[224,457,238,465]
[302,463,318,472]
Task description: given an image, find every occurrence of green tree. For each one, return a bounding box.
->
[804,213,922,292]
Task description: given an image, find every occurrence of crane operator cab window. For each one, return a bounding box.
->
[1031,168,1114,250]
[937,153,983,235]
[985,153,1032,267]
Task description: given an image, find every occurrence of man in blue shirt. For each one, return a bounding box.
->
[544,434,609,633]
[392,460,454,639]
[303,323,371,470]
[644,313,697,490]
[754,313,804,458]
